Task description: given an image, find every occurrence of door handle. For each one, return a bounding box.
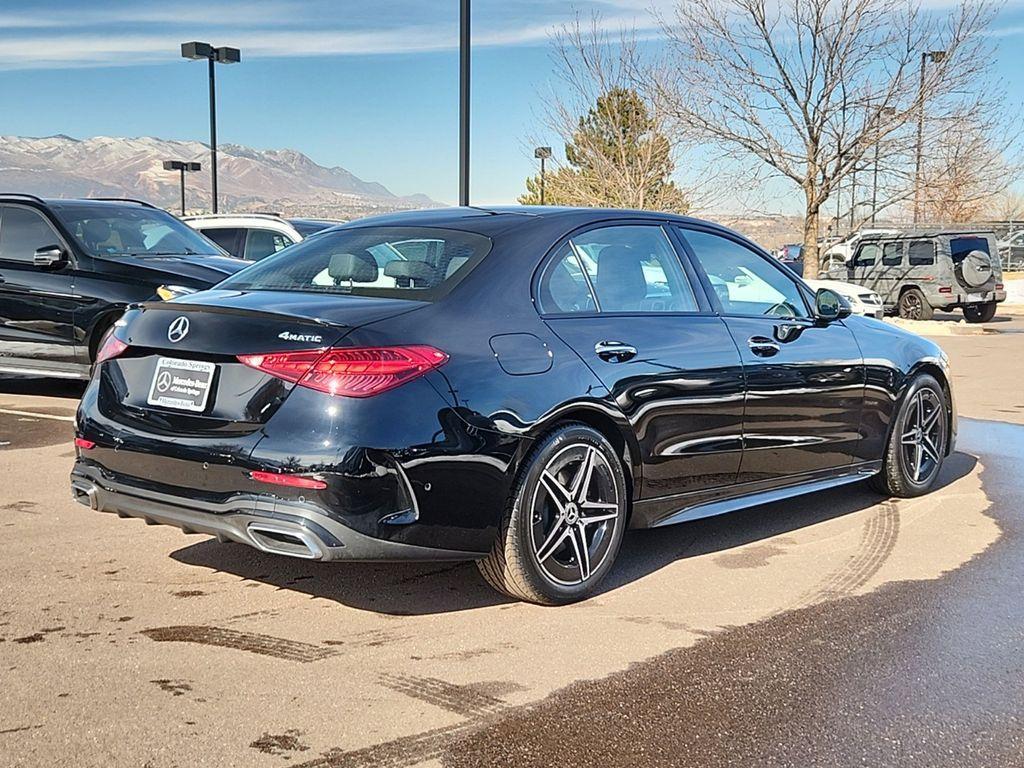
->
[595,340,637,363]
[747,336,780,358]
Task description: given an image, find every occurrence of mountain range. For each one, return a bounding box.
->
[0,134,440,218]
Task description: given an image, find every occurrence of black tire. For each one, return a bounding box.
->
[963,301,997,323]
[897,288,933,321]
[870,374,948,498]
[477,424,628,605]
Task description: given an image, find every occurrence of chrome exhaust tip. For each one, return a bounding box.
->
[247,523,325,560]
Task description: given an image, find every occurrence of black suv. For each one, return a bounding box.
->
[0,195,247,379]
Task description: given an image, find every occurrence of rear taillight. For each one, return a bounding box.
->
[250,470,327,490]
[95,335,128,364]
[238,345,448,397]
[938,286,952,294]
[996,283,1004,290]
[74,437,95,450]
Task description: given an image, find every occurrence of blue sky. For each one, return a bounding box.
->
[0,0,1022,209]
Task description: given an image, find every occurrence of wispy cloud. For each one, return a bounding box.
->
[0,1,659,70]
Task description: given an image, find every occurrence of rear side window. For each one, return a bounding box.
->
[218,226,491,301]
[0,206,61,262]
[882,242,903,266]
[537,225,698,314]
[201,228,241,256]
[243,229,292,261]
[908,240,935,266]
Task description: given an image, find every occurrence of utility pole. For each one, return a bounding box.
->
[459,0,471,207]
[913,50,947,225]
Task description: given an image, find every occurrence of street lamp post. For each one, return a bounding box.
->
[913,49,947,225]
[163,160,202,215]
[870,105,897,225]
[534,147,552,205]
[459,0,471,207]
[181,42,241,214]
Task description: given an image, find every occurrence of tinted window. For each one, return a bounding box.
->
[882,242,903,266]
[570,226,697,313]
[682,229,809,318]
[244,229,293,261]
[218,226,490,301]
[538,243,596,314]
[854,243,880,267]
[950,236,989,264]
[289,219,338,237]
[50,203,222,258]
[0,206,60,262]
[908,240,935,266]
[201,228,241,256]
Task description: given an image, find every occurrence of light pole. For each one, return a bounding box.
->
[534,146,552,205]
[181,42,241,214]
[459,0,471,207]
[870,105,897,225]
[163,160,202,215]
[913,49,946,225]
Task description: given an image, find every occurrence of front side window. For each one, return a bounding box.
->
[908,240,935,266]
[218,226,490,301]
[537,225,698,314]
[681,228,809,319]
[0,206,61,262]
[854,243,880,268]
[50,203,223,258]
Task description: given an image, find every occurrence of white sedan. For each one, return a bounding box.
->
[805,279,884,319]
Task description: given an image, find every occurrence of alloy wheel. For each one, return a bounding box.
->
[899,388,946,484]
[901,293,922,320]
[529,443,621,586]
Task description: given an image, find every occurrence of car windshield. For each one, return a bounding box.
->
[218,226,492,301]
[50,203,224,258]
[289,219,339,237]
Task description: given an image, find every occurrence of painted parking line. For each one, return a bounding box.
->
[0,408,75,422]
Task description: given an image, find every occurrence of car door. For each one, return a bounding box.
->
[0,204,81,373]
[536,222,746,500]
[677,226,865,484]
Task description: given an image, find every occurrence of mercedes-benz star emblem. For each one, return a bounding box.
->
[155,371,173,393]
[167,316,190,343]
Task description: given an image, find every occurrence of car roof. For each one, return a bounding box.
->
[338,205,741,238]
[0,195,158,210]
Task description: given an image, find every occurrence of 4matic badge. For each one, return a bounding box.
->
[278,331,324,344]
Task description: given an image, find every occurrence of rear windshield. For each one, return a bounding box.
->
[218,226,491,301]
[50,203,224,258]
[950,236,990,264]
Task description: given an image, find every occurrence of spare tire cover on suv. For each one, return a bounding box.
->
[960,249,993,288]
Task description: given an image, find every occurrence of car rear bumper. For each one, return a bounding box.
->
[70,460,483,563]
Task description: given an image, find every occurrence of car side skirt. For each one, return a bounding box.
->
[631,460,882,529]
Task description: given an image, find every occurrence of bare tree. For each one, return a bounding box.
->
[656,0,999,276]
[519,17,691,213]
[988,189,1024,222]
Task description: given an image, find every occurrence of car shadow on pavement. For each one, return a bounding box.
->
[170,452,976,616]
[0,376,86,400]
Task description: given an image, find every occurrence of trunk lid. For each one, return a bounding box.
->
[101,290,427,434]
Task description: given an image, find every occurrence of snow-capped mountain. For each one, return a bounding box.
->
[0,134,440,218]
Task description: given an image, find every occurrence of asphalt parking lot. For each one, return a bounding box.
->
[2,315,1022,768]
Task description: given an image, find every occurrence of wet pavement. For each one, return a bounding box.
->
[0,318,1022,767]
[443,419,1024,767]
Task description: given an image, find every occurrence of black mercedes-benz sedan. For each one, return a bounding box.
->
[71,207,955,604]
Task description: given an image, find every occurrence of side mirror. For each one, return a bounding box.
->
[33,245,67,268]
[815,288,851,322]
